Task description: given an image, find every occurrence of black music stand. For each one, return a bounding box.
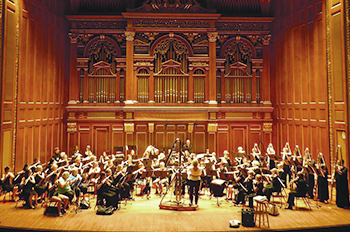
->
[114,146,124,153]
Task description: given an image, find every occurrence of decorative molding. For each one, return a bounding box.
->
[124,123,135,132]
[13,0,20,170]
[68,32,80,43]
[144,32,159,41]
[260,34,272,45]
[133,19,209,28]
[67,123,77,133]
[73,21,127,29]
[208,123,218,132]
[148,123,154,133]
[263,122,272,133]
[325,0,334,171]
[183,33,198,42]
[188,123,194,133]
[125,31,135,42]
[207,32,218,42]
[127,0,214,13]
[216,22,266,31]
[346,0,350,168]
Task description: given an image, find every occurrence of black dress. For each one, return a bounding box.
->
[335,167,350,208]
[2,176,14,192]
[34,174,48,196]
[317,167,329,202]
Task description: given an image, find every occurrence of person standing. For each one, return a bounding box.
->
[187,159,202,206]
[335,160,349,209]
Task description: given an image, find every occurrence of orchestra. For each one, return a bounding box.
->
[1,142,349,217]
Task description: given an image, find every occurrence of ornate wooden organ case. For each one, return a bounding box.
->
[66,1,274,158]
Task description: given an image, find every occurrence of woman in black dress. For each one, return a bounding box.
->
[1,166,17,201]
[20,169,37,208]
[335,160,349,209]
[317,165,329,203]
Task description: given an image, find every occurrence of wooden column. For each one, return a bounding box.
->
[115,68,120,103]
[220,69,225,103]
[125,31,135,104]
[83,68,89,103]
[208,32,218,105]
[188,68,194,103]
[68,33,79,104]
[262,35,271,105]
[251,69,257,103]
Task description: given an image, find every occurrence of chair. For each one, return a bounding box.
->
[253,195,270,228]
[295,196,312,210]
[271,190,286,208]
[210,179,226,206]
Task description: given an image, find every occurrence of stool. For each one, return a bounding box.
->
[253,196,269,228]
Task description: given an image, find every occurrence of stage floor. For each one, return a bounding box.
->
[0,191,350,232]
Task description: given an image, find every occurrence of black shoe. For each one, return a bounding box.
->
[285,205,293,210]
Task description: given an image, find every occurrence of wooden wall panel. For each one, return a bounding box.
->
[217,131,228,156]
[94,127,109,156]
[136,132,147,155]
[79,132,91,155]
[231,127,246,152]
[194,132,205,153]
[272,0,330,167]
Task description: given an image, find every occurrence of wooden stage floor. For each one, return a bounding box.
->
[0,191,350,232]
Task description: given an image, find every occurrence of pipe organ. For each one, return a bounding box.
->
[65,2,274,159]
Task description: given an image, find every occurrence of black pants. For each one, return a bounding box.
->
[189,180,200,205]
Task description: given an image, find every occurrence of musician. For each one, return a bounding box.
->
[223,150,233,168]
[187,159,202,206]
[335,159,349,208]
[113,165,129,200]
[72,145,81,158]
[277,162,286,185]
[87,162,101,183]
[56,171,74,204]
[266,143,276,170]
[245,170,256,208]
[19,169,37,209]
[218,162,228,173]
[85,145,93,157]
[96,171,118,210]
[52,147,61,161]
[254,174,264,196]
[34,165,48,201]
[50,168,69,216]
[317,153,329,203]
[285,173,308,210]
[183,139,194,154]
[302,148,315,199]
[1,166,16,201]
[14,164,29,186]
[263,168,281,202]
[69,168,84,202]
[232,165,246,205]
[153,162,168,194]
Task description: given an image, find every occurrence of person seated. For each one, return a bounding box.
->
[87,162,101,184]
[263,168,281,202]
[1,166,17,201]
[19,169,37,209]
[285,173,308,209]
[34,165,48,202]
[96,171,118,210]
[69,168,84,202]
[56,171,74,205]
[153,162,168,194]
[49,172,69,216]
[254,174,264,196]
